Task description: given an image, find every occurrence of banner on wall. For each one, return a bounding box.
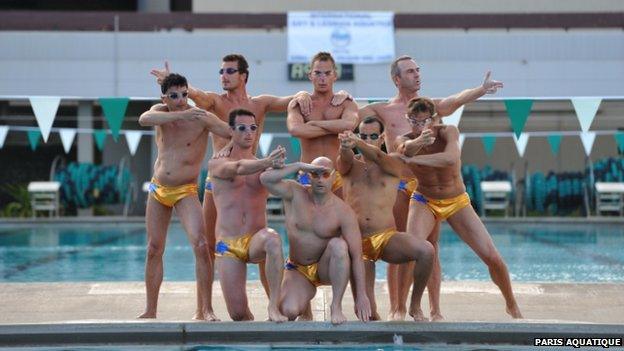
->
[287,12,395,64]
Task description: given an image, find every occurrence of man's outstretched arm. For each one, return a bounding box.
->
[435,71,503,117]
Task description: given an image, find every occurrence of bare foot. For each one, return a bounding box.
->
[507,305,523,319]
[268,305,288,323]
[430,313,444,322]
[370,311,381,321]
[409,306,428,322]
[330,306,347,325]
[138,311,156,319]
[387,308,406,321]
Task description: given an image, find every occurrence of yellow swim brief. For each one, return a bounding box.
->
[297,171,343,191]
[148,178,198,208]
[410,192,471,221]
[398,178,418,196]
[215,233,254,262]
[285,258,322,287]
[362,228,398,262]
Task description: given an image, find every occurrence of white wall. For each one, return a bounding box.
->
[1,29,622,99]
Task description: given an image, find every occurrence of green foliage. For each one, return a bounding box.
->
[1,184,32,217]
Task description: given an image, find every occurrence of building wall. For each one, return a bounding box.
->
[192,0,624,14]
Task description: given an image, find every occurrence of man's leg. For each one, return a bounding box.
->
[447,206,523,319]
[426,226,444,321]
[280,270,317,321]
[382,232,434,322]
[216,256,253,321]
[248,228,287,322]
[364,260,380,320]
[317,237,351,325]
[397,200,438,321]
[175,195,217,321]
[387,190,409,320]
[139,196,172,318]
[201,191,217,312]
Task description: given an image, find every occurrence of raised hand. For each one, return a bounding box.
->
[267,145,286,168]
[150,61,171,86]
[331,90,353,106]
[185,108,207,121]
[482,71,503,94]
[414,128,436,147]
[338,131,357,150]
[300,163,330,174]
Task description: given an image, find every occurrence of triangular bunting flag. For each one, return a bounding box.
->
[444,106,464,128]
[125,131,143,156]
[513,133,530,157]
[27,130,42,151]
[481,135,497,156]
[29,96,61,143]
[571,98,601,133]
[580,132,596,156]
[0,126,8,149]
[290,137,301,159]
[458,134,466,150]
[259,134,273,157]
[547,135,563,156]
[59,128,76,154]
[93,130,108,151]
[504,99,533,138]
[615,132,624,153]
[99,97,129,142]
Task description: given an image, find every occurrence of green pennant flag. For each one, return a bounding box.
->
[27,130,41,151]
[93,130,107,151]
[367,99,385,104]
[615,132,624,153]
[547,135,563,156]
[289,137,301,160]
[504,99,533,138]
[481,135,497,156]
[99,97,129,142]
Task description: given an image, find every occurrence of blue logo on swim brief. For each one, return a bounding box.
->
[204,181,212,191]
[285,261,297,270]
[215,241,229,254]
[411,193,428,204]
[398,180,407,191]
[148,183,158,193]
[297,173,311,186]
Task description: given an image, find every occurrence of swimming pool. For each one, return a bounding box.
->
[0,222,623,283]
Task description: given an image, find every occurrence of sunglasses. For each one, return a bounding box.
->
[359,133,380,140]
[406,115,433,127]
[234,124,258,132]
[166,92,188,100]
[309,170,334,179]
[219,68,239,75]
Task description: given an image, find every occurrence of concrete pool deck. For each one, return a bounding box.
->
[1,281,623,346]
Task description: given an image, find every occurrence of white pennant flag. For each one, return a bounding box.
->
[125,131,143,156]
[571,98,601,133]
[513,133,530,157]
[0,126,8,149]
[444,106,464,127]
[458,133,466,150]
[258,133,273,157]
[58,128,76,154]
[580,131,596,156]
[29,96,61,142]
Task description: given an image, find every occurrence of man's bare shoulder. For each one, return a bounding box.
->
[439,124,459,140]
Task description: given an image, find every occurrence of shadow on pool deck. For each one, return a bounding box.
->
[0,281,623,346]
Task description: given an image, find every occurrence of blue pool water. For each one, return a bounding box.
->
[0,222,623,283]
